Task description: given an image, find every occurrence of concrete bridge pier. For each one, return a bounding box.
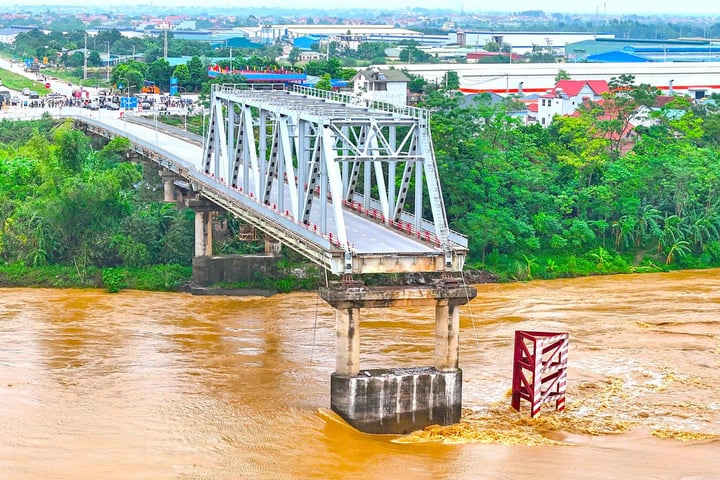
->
[159,170,181,203]
[320,280,477,434]
[187,199,217,257]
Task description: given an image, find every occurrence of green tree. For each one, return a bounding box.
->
[399,46,430,63]
[288,47,301,66]
[87,51,102,67]
[555,69,571,82]
[54,126,91,173]
[305,58,343,78]
[64,51,85,68]
[484,41,500,52]
[186,56,206,92]
[314,73,332,91]
[172,64,191,88]
[443,71,460,90]
[95,29,123,50]
[112,62,146,92]
[146,58,173,91]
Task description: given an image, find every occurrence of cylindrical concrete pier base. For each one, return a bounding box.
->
[330,366,462,434]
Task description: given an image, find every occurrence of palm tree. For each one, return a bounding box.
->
[611,214,635,250]
[682,209,719,251]
[665,239,691,264]
[658,214,684,252]
[522,254,538,280]
[590,246,611,270]
[634,204,662,247]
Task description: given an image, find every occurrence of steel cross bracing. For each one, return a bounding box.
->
[202,83,467,275]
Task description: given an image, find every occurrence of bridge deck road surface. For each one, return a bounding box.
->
[86,108,438,256]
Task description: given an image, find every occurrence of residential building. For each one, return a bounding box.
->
[352,68,410,107]
[537,79,609,126]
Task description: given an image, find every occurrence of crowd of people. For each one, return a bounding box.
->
[1,89,196,114]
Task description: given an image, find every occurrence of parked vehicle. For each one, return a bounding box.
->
[141,81,160,94]
[28,91,39,99]
[22,88,30,96]
[104,102,120,110]
[85,101,100,110]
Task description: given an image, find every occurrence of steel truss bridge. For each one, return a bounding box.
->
[78,84,468,276]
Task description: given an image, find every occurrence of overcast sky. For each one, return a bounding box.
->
[7,0,717,15]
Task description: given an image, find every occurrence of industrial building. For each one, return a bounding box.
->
[448,31,615,55]
[566,37,720,63]
[238,24,439,48]
[397,62,720,98]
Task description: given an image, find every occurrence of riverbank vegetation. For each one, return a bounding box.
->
[0,117,325,292]
[0,116,195,291]
[425,79,720,281]
[1,78,720,291]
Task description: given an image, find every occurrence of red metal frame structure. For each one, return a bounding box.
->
[511,330,569,418]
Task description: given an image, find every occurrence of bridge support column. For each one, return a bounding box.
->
[320,281,477,434]
[159,170,181,203]
[187,199,216,257]
[335,308,360,376]
[435,299,460,371]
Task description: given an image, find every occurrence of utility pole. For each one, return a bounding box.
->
[106,42,110,82]
[164,28,168,59]
[83,32,87,80]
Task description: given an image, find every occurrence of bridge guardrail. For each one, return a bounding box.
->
[123,114,204,146]
[212,83,429,122]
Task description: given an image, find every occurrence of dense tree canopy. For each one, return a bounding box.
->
[423,85,720,279]
[0,118,194,271]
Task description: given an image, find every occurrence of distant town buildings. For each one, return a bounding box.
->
[1,7,719,113]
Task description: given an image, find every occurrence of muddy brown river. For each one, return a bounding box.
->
[1,269,719,479]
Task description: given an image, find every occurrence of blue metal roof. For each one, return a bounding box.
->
[293,36,318,50]
[587,51,654,63]
[627,46,720,54]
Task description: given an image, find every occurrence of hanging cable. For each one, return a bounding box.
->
[461,272,514,383]
[461,272,480,352]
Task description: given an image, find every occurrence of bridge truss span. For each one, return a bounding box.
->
[202,84,468,275]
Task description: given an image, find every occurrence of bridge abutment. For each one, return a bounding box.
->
[320,281,477,434]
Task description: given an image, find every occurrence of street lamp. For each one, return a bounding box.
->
[106,42,110,83]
